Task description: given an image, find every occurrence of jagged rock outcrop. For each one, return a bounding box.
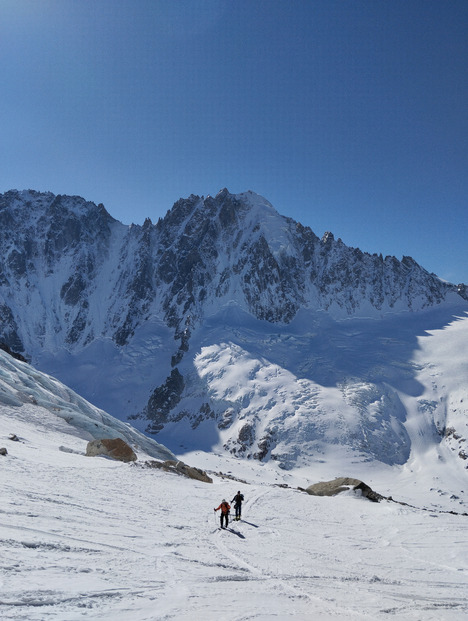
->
[1,188,464,359]
[145,368,185,433]
[0,188,466,469]
[0,343,27,362]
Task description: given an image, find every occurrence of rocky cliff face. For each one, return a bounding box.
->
[1,188,467,468]
[1,188,464,357]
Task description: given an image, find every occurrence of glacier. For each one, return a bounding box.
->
[1,344,468,620]
[0,187,467,470]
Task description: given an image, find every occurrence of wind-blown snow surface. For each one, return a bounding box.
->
[1,352,468,620]
[2,401,468,620]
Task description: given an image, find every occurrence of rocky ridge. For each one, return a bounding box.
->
[0,188,467,469]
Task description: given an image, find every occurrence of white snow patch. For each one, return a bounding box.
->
[1,346,468,619]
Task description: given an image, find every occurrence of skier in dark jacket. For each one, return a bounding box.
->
[231,491,244,521]
[214,499,231,528]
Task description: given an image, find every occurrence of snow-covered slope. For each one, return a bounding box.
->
[0,348,174,461]
[151,303,468,474]
[0,188,467,470]
[1,368,468,620]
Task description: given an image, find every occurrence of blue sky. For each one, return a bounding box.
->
[1,0,467,283]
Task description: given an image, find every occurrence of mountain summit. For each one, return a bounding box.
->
[1,188,467,469]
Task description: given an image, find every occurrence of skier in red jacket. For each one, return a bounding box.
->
[214,499,231,528]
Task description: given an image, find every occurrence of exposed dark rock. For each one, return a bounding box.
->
[145,368,185,432]
[0,342,27,362]
[61,273,87,306]
[253,432,275,460]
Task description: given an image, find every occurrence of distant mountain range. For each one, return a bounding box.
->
[1,188,467,470]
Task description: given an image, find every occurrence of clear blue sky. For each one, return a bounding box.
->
[1,0,467,283]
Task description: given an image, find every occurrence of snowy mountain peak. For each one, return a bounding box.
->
[0,188,115,223]
[0,188,467,470]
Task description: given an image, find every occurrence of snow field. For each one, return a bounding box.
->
[1,404,468,620]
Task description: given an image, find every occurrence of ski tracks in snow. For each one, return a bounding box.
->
[2,432,468,620]
[206,485,468,621]
[206,487,369,620]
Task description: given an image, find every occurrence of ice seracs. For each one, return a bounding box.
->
[0,188,467,470]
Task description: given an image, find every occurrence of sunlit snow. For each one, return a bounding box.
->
[1,350,467,620]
